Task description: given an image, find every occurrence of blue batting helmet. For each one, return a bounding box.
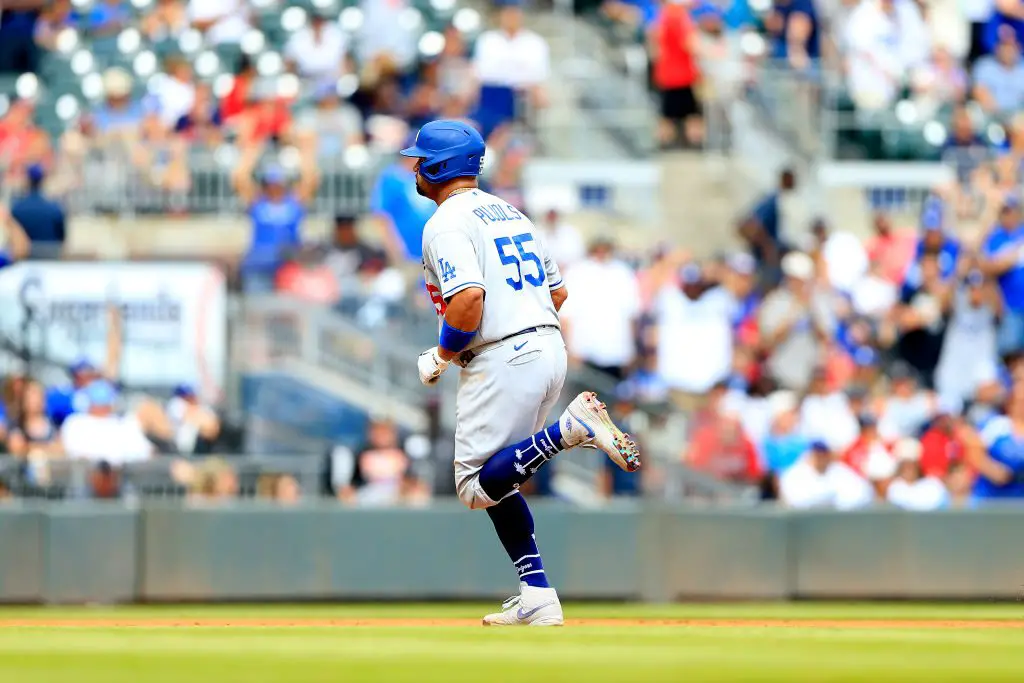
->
[400,120,485,184]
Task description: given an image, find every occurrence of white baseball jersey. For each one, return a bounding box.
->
[422,189,563,349]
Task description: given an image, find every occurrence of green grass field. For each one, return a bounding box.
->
[0,603,1022,682]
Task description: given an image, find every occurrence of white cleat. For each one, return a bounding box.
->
[482,585,564,626]
[560,391,641,472]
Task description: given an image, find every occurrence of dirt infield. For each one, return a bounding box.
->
[0,618,1021,629]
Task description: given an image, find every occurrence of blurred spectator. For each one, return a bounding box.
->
[912,46,969,114]
[276,244,341,304]
[256,473,302,504]
[813,219,868,294]
[174,83,223,147]
[536,208,585,272]
[850,259,898,319]
[893,252,953,386]
[762,390,809,475]
[285,8,349,81]
[738,168,796,281]
[560,238,641,380]
[188,0,248,45]
[142,0,188,40]
[765,0,820,72]
[972,385,1024,501]
[472,0,550,136]
[0,1,43,74]
[918,401,969,478]
[684,382,762,484]
[152,55,197,130]
[11,165,65,258]
[332,418,425,506]
[885,438,950,509]
[972,30,1024,116]
[935,269,1001,406]
[220,56,258,123]
[80,0,130,37]
[879,362,938,439]
[88,460,122,499]
[844,0,929,111]
[840,413,895,486]
[654,262,733,407]
[0,98,52,189]
[0,204,31,268]
[369,144,438,263]
[358,0,418,74]
[233,147,318,293]
[294,83,365,163]
[165,384,220,456]
[187,457,239,502]
[33,0,73,52]
[92,67,147,137]
[778,440,873,509]
[864,213,918,285]
[759,251,834,391]
[6,380,60,460]
[799,367,860,451]
[982,199,1024,353]
[325,213,385,281]
[60,380,153,465]
[649,0,702,148]
[231,79,294,147]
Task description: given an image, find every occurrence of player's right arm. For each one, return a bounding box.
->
[417,229,486,383]
[551,285,568,311]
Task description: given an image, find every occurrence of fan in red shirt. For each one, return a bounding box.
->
[684,382,762,484]
[917,406,969,478]
[842,413,892,475]
[649,0,703,148]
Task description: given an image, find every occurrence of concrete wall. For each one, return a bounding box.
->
[0,502,1021,604]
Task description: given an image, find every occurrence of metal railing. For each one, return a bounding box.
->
[46,147,379,218]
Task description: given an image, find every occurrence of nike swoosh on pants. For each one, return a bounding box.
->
[513,341,528,351]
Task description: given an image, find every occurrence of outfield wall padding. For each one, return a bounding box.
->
[0,503,1022,603]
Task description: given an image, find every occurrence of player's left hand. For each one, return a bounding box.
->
[417,346,449,385]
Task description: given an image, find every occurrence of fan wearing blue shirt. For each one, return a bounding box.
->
[233,152,318,294]
[765,0,820,69]
[369,142,439,263]
[974,390,1024,502]
[901,208,961,296]
[982,198,1024,353]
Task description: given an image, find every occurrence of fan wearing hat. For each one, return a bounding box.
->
[778,439,873,510]
[232,132,318,294]
[284,7,349,81]
[92,67,146,137]
[758,251,834,391]
[885,438,950,510]
[59,379,154,466]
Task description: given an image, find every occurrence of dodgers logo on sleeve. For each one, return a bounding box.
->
[438,258,457,283]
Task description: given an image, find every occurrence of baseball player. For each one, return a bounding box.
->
[404,120,641,626]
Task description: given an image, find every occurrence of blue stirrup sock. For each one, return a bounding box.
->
[478,421,565,502]
[485,492,550,588]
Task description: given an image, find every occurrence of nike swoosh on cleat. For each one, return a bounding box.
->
[517,601,556,620]
[570,413,595,438]
[513,341,528,351]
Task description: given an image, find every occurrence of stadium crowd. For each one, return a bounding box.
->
[1,0,1024,511]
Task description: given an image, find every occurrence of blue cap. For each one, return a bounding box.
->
[810,440,830,452]
[615,380,637,403]
[26,164,45,184]
[680,263,702,284]
[83,379,118,408]
[262,164,286,185]
[69,357,97,375]
[173,383,196,399]
[921,208,943,232]
[853,346,878,367]
[967,269,984,286]
[313,80,336,101]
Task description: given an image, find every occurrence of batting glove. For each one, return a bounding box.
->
[417,346,449,386]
